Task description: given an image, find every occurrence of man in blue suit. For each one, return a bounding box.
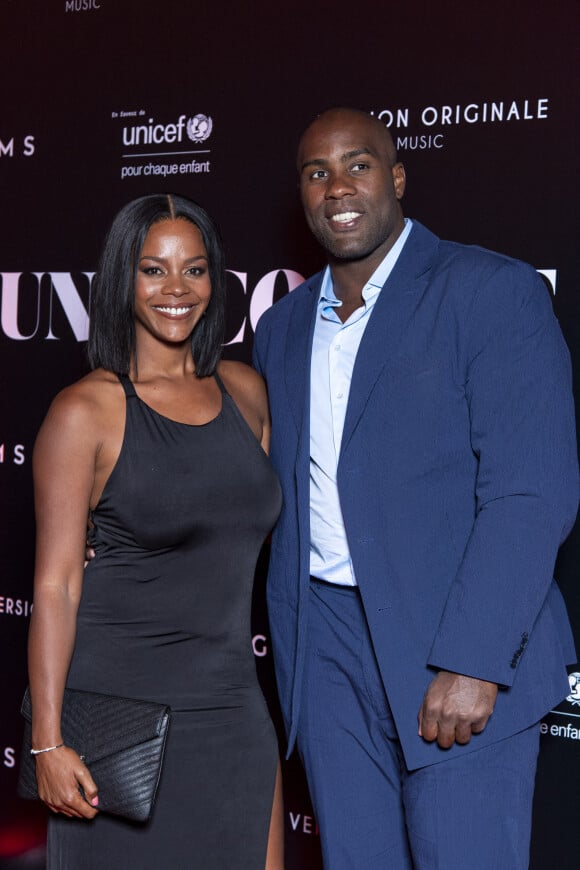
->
[253,107,578,868]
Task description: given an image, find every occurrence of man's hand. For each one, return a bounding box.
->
[418,671,498,749]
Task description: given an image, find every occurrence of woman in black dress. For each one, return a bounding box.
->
[27,194,284,868]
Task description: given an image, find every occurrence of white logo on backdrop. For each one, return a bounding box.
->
[0,269,305,343]
[65,0,101,11]
[0,597,32,617]
[0,443,26,465]
[114,111,213,179]
[0,268,555,343]
[186,114,213,144]
[370,97,550,151]
[566,673,580,707]
[0,135,35,159]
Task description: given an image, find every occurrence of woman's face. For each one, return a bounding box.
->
[134,218,212,348]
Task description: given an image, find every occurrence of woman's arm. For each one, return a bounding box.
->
[28,384,102,818]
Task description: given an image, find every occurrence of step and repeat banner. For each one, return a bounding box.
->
[1,1,578,867]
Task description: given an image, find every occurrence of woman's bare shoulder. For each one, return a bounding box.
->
[40,370,124,434]
[217,361,269,443]
[217,360,267,402]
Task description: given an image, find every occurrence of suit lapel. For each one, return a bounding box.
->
[283,272,322,435]
[282,273,322,630]
[340,223,438,457]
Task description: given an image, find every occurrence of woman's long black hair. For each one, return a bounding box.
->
[88,193,225,376]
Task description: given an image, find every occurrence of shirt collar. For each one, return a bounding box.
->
[319,218,413,312]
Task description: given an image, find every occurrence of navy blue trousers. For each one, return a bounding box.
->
[297,580,540,869]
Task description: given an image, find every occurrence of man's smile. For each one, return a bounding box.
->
[330,211,363,224]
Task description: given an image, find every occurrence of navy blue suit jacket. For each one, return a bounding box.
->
[253,221,578,770]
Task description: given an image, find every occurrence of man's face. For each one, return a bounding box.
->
[298,110,406,266]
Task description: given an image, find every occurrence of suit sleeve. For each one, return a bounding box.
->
[428,261,578,687]
[252,313,267,377]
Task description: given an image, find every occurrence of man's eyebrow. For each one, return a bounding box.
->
[300,157,326,172]
[341,148,373,162]
[300,147,374,172]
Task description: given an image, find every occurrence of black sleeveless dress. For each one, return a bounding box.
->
[47,373,282,869]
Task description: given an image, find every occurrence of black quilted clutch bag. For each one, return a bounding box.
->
[18,687,171,822]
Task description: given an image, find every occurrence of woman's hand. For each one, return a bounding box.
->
[35,746,99,819]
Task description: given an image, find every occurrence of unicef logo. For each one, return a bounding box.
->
[186,114,213,144]
[566,672,580,707]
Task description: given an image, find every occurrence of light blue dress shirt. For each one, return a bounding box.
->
[309,219,413,585]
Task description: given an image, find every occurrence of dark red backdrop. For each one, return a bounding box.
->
[1,1,579,866]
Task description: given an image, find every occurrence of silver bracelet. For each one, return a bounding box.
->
[30,742,65,756]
